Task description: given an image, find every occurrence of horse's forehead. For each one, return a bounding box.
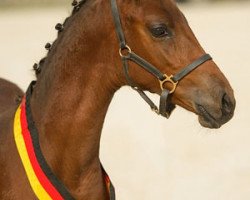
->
[130,0,181,24]
[132,0,179,16]
[137,0,175,8]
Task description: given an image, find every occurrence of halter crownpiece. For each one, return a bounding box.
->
[110,0,212,118]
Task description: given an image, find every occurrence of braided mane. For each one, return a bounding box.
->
[33,0,87,77]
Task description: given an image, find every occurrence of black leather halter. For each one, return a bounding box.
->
[110,0,212,118]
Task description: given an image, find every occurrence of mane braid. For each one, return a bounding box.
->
[72,0,87,14]
[33,0,87,78]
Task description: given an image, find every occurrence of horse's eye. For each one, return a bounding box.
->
[150,25,171,38]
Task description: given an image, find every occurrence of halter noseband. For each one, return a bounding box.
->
[111,0,212,118]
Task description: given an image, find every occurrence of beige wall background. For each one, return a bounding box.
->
[0,1,250,200]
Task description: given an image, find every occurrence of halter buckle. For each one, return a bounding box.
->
[159,74,178,94]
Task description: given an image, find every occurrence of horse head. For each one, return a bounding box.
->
[112,0,235,128]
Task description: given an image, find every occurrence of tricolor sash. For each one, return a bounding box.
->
[14,82,115,200]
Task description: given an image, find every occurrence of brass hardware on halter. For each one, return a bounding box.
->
[119,45,132,58]
[159,74,178,94]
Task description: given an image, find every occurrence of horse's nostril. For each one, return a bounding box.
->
[221,93,233,115]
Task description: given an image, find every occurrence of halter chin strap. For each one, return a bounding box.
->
[111,0,212,118]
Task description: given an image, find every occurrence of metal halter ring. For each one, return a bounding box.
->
[159,74,178,94]
[119,45,132,58]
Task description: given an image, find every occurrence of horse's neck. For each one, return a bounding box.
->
[31,72,115,195]
[28,1,122,196]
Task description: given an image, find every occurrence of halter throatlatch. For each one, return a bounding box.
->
[111,0,212,118]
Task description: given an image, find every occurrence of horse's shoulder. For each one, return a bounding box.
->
[0,106,22,200]
[0,78,23,114]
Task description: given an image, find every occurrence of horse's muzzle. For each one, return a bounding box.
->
[195,91,236,129]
